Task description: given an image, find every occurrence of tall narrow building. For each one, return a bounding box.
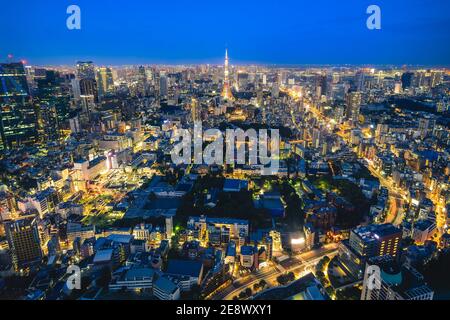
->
[76,61,98,119]
[137,66,148,97]
[5,216,42,272]
[96,67,115,98]
[35,70,72,143]
[345,91,362,122]
[221,49,234,101]
[0,62,38,150]
[79,78,98,119]
[159,72,168,97]
[191,98,200,123]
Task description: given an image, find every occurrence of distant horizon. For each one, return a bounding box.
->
[4,57,450,69]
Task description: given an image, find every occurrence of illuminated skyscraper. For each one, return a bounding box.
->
[137,66,148,97]
[96,67,114,98]
[345,91,362,122]
[312,128,322,149]
[76,61,96,80]
[76,61,98,119]
[221,49,234,101]
[165,216,173,239]
[418,117,434,139]
[316,74,330,99]
[0,62,38,150]
[338,223,402,278]
[160,73,168,97]
[35,70,72,143]
[39,104,60,142]
[430,71,443,88]
[5,216,42,271]
[79,78,98,119]
[355,70,366,92]
[191,98,200,123]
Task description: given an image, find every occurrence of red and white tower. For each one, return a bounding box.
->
[221,49,234,101]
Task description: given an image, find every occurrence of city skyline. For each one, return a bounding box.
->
[4,58,450,69]
[1,0,449,306]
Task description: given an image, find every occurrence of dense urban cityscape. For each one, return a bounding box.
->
[0,48,449,301]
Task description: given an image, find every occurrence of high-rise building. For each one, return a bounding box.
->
[355,70,366,92]
[136,66,148,97]
[237,72,249,92]
[338,224,402,278]
[69,116,81,134]
[76,61,98,119]
[79,78,98,118]
[24,65,36,91]
[361,256,434,300]
[76,61,96,80]
[350,224,401,258]
[35,70,72,142]
[278,71,288,86]
[191,98,200,123]
[430,71,443,88]
[79,78,98,97]
[165,216,173,240]
[436,100,448,113]
[316,74,329,99]
[375,123,389,142]
[159,73,168,97]
[345,91,362,122]
[221,49,234,101]
[418,118,433,139]
[271,83,280,99]
[39,104,60,142]
[0,62,38,150]
[312,128,321,149]
[71,78,81,102]
[414,71,428,88]
[401,72,414,90]
[5,216,42,271]
[96,67,114,98]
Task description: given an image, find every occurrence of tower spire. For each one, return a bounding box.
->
[221,48,234,101]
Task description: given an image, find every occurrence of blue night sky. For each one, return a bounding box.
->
[1,0,449,66]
